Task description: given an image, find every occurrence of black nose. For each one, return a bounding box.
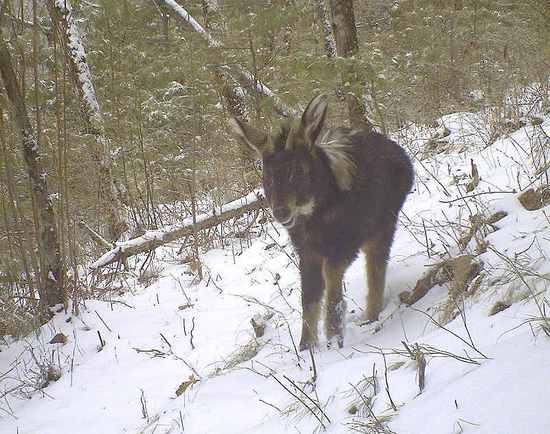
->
[273,207,291,223]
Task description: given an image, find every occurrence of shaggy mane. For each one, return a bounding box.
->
[317,129,357,191]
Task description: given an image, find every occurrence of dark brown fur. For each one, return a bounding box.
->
[230,95,414,350]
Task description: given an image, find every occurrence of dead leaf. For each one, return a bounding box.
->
[176,375,198,396]
[49,333,68,345]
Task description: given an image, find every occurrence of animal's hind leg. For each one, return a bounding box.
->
[362,229,395,322]
[299,253,324,351]
[323,258,349,348]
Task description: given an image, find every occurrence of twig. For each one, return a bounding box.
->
[190,317,196,350]
[411,307,489,359]
[94,310,112,332]
[133,347,166,358]
[97,330,105,349]
[380,352,397,411]
[270,374,326,430]
[259,398,283,413]
[439,189,516,204]
[160,333,172,349]
[308,347,317,385]
[422,219,431,258]
[78,219,114,250]
[489,245,550,337]
[283,374,331,425]
[287,323,303,367]
[416,350,426,393]
[348,381,384,431]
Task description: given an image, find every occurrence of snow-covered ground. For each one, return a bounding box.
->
[1,112,549,434]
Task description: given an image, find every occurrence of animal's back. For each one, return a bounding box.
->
[301,129,413,262]
[352,129,414,215]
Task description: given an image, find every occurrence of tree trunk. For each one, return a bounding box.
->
[329,0,371,130]
[0,41,64,312]
[314,0,336,58]
[45,0,127,241]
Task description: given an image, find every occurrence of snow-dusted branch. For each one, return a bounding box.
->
[90,193,265,269]
[159,0,297,118]
[163,0,221,48]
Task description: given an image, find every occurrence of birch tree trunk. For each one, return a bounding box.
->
[328,0,371,130]
[0,41,64,312]
[45,0,127,241]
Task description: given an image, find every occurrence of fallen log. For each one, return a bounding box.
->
[90,192,266,269]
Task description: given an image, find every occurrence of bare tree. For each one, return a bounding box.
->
[0,40,64,313]
[45,0,127,241]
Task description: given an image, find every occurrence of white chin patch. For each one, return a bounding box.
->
[295,199,315,217]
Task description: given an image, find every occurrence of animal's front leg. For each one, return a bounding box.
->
[323,259,348,348]
[299,253,324,351]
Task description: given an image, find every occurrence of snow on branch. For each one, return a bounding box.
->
[163,0,221,48]
[90,192,266,269]
[159,0,297,118]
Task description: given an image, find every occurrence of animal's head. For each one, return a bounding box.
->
[230,94,355,229]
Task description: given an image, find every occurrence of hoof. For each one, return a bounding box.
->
[299,339,316,352]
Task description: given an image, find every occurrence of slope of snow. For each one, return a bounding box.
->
[1,113,549,434]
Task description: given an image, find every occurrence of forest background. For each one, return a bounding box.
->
[1,0,549,335]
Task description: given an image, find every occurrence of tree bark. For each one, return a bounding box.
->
[329,0,372,130]
[314,0,336,58]
[45,0,127,241]
[91,194,265,269]
[0,41,65,311]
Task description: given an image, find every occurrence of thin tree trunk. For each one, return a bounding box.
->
[0,41,64,312]
[45,0,127,241]
[0,105,36,303]
[329,0,372,130]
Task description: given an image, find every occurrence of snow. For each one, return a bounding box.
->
[1,111,550,433]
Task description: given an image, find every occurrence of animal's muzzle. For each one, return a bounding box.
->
[273,207,292,225]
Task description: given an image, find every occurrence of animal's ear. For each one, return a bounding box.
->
[229,118,269,157]
[300,94,328,146]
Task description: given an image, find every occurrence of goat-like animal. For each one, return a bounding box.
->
[230,95,414,350]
